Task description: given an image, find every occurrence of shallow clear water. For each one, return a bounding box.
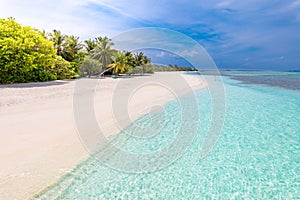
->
[36,72,300,199]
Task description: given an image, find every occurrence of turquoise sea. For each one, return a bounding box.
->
[36,71,300,199]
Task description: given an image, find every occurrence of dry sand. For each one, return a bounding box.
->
[0,72,206,199]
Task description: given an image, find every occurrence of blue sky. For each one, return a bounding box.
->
[0,0,300,70]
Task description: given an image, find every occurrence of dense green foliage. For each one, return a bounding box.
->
[80,37,194,76]
[154,64,197,72]
[0,18,77,84]
[0,17,195,83]
[126,64,195,75]
[80,38,152,76]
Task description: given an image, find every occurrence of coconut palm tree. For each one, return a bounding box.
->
[50,30,66,58]
[134,52,144,66]
[108,51,133,74]
[90,37,116,71]
[64,35,83,62]
[49,31,83,62]
[123,51,136,68]
[94,36,113,46]
[133,52,151,74]
[134,52,151,66]
[143,56,151,65]
[84,39,97,52]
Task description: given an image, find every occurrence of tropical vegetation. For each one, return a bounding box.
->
[0,17,195,84]
[0,18,77,83]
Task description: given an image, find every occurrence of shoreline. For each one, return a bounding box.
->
[0,72,206,199]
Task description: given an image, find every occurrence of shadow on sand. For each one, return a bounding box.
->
[0,80,73,89]
[0,74,153,89]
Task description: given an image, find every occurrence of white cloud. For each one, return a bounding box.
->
[0,0,299,69]
[84,0,137,20]
[156,52,165,57]
[289,0,300,9]
[216,0,234,8]
[0,0,135,39]
[178,50,199,57]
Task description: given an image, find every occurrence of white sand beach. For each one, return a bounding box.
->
[0,72,206,199]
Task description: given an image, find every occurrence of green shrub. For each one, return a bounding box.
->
[79,56,102,77]
[52,56,77,79]
[0,18,77,84]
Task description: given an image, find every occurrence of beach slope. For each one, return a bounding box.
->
[0,72,206,199]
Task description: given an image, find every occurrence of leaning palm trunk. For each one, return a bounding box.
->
[92,66,115,77]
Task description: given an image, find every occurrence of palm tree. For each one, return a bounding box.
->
[90,37,116,71]
[134,52,151,66]
[64,35,83,62]
[109,51,133,74]
[49,31,84,62]
[143,56,151,65]
[94,36,113,46]
[124,51,136,68]
[84,39,97,52]
[50,30,66,58]
[134,52,151,74]
[134,52,144,66]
